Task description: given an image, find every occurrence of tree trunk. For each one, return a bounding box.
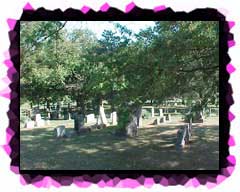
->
[76,95,85,115]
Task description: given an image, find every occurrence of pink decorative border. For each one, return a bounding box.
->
[1,2,236,189]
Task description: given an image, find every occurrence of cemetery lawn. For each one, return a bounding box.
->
[20,119,219,170]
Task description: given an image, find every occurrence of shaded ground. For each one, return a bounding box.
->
[20,117,219,170]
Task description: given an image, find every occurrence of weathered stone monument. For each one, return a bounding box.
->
[185,118,192,143]
[138,114,143,128]
[176,126,186,150]
[154,117,160,125]
[185,123,191,144]
[110,111,117,126]
[34,113,45,127]
[159,108,163,117]
[35,114,41,121]
[98,106,109,126]
[151,107,155,117]
[25,121,35,128]
[55,125,66,138]
[166,114,171,122]
[126,116,138,137]
[86,113,95,124]
[160,116,166,123]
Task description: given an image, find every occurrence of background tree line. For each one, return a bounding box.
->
[20,21,219,136]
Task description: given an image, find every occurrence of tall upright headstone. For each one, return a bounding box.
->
[99,106,109,126]
[185,124,191,143]
[138,115,143,128]
[176,126,186,150]
[34,114,45,127]
[111,111,117,126]
[151,107,155,117]
[35,114,41,122]
[159,108,163,117]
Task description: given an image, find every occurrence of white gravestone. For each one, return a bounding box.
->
[159,109,163,117]
[35,114,41,121]
[99,106,109,126]
[138,115,143,128]
[55,125,66,138]
[34,114,45,127]
[176,126,186,149]
[111,111,117,126]
[185,123,191,143]
[25,121,35,128]
[86,114,95,124]
[35,120,45,127]
[151,107,154,117]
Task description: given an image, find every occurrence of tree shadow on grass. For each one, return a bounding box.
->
[20,124,219,170]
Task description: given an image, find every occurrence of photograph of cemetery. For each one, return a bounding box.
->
[20,21,219,170]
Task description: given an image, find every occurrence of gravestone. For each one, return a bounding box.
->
[111,111,117,126]
[165,114,172,122]
[25,121,35,128]
[86,114,95,124]
[35,120,45,127]
[34,113,45,127]
[47,112,51,119]
[96,115,101,125]
[176,126,186,150]
[160,116,166,123]
[185,123,191,143]
[138,115,143,128]
[55,125,66,138]
[96,106,109,126]
[159,108,163,117]
[126,116,138,137]
[151,107,155,117]
[154,117,160,125]
[34,114,41,122]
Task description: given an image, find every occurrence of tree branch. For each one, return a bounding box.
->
[40,21,67,42]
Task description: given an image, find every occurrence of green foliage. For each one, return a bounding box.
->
[21,21,219,129]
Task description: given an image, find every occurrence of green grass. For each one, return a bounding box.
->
[20,119,219,170]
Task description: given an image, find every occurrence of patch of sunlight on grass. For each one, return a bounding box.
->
[82,149,99,154]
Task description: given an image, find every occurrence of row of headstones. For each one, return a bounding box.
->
[142,107,164,118]
[85,112,117,125]
[176,119,192,150]
[153,114,172,125]
[24,114,50,128]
